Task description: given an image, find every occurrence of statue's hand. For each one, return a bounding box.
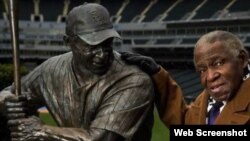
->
[8,116,44,141]
[4,94,28,119]
[120,52,160,75]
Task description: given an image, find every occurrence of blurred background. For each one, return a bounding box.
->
[1,0,250,140]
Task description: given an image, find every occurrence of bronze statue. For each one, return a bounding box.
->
[0,3,154,141]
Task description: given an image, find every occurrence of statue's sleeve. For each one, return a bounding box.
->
[90,73,154,139]
[0,62,44,112]
[20,63,46,109]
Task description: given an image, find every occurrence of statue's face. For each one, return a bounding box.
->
[71,37,114,75]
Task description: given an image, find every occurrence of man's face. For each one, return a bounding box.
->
[71,37,114,75]
[194,41,246,101]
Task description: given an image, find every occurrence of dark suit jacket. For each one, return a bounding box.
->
[154,67,250,126]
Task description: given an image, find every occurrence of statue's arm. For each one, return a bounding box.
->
[37,122,125,141]
[8,116,124,141]
[8,72,154,141]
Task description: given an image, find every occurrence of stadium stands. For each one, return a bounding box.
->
[101,0,123,16]
[163,0,200,21]
[192,0,229,20]
[0,0,4,19]
[229,0,249,12]
[120,0,150,22]
[1,0,250,102]
[17,0,34,21]
[144,0,174,22]
[40,0,64,21]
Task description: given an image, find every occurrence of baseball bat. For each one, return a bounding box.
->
[8,0,21,96]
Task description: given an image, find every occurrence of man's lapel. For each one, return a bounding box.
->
[215,79,250,124]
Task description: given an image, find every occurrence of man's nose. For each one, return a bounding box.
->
[206,68,219,82]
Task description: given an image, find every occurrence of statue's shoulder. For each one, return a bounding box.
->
[113,52,149,75]
[42,52,72,66]
[111,52,151,86]
[39,52,72,75]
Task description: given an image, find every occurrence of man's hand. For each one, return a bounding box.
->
[120,52,160,75]
[8,116,44,141]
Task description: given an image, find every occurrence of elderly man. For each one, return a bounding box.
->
[122,30,250,125]
[0,3,154,141]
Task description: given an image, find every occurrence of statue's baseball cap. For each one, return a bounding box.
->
[66,3,121,45]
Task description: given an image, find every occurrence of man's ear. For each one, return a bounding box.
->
[238,49,249,68]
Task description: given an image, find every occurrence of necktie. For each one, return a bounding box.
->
[208,101,223,125]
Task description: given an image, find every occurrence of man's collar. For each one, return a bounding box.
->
[208,97,227,106]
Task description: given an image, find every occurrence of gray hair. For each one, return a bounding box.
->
[194,30,247,57]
